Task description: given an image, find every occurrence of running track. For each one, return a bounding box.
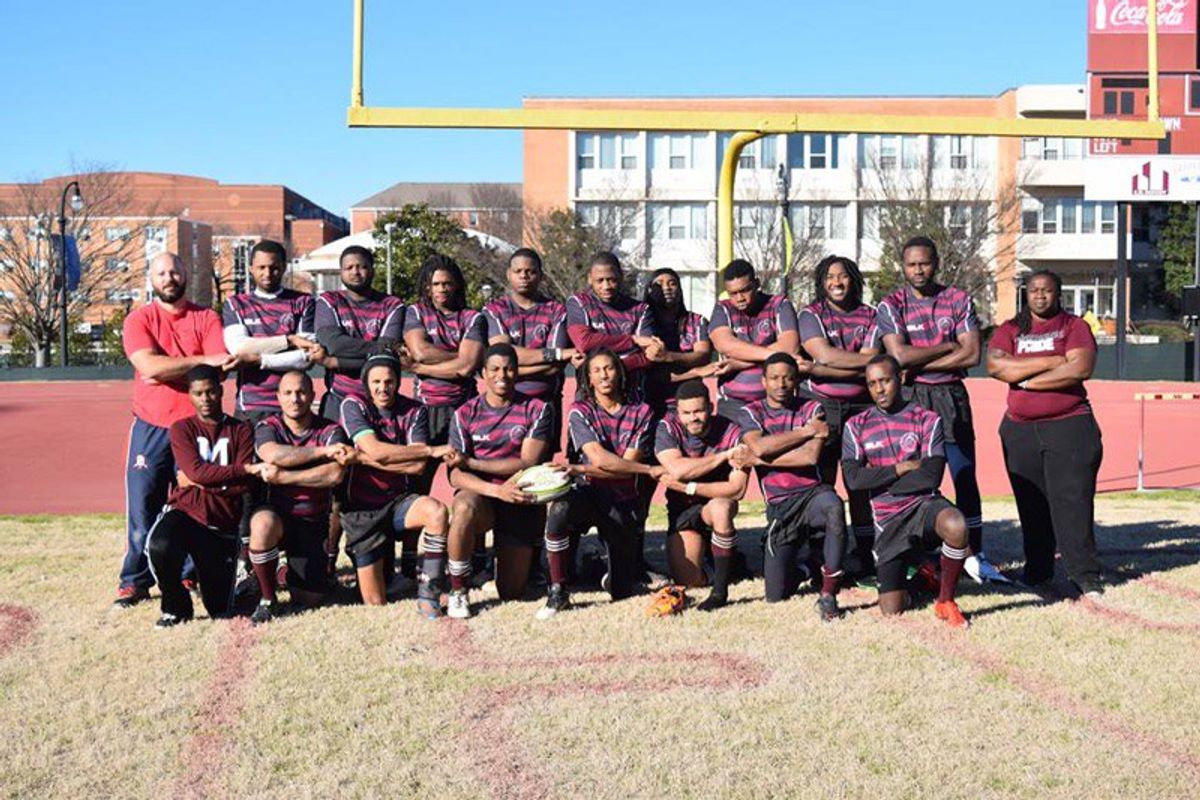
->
[0,378,1196,515]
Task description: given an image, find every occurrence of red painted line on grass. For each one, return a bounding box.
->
[1078,596,1200,633]
[172,618,263,800]
[1138,575,1200,604]
[895,615,1200,774]
[0,604,37,656]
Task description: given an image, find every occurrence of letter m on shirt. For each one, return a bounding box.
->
[197,436,230,465]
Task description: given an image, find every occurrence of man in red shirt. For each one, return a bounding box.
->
[116,252,240,609]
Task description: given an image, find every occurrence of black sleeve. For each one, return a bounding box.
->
[840,458,898,491]
[890,456,946,495]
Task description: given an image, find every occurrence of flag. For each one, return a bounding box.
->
[50,234,81,291]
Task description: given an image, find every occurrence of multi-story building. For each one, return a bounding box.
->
[349,181,522,242]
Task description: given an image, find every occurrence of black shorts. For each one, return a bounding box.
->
[800,391,873,487]
[279,513,329,593]
[907,381,975,446]
[763,485,840,549]
[463,493,547,550]
[340,493,421,569]
[875,496,956,593]
[426,403,455,447]
[667,501,712,537]
[547,485,643,599]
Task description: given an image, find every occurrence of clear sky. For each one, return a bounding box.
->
[1,0,1089,217]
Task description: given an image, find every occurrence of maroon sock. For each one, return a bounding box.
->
[448,559,471,592]
[249,547,279,603]
[545,532,570,586]
[820,566,842,597]
[938,544,969,603]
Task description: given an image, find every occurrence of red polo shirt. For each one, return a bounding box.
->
[123,301,226,428]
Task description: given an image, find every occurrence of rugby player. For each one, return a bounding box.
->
[443,344,554,618]
[338,355,452,615]
[708,259,803,423]
[540,349,663,619]
[146,365,274,627]
[653,380,748,611]
[248,371,352,624]
[565,252,660,379]
[732,353,845,621]
[875,236,1004,584]
[841,355,971,628]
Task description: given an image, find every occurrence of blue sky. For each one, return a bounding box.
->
[1,1,1089,216]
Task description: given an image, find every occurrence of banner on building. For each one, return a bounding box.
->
[1089,0,1196,34]
[1084,155,1200,200]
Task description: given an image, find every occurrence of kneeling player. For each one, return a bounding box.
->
[653,380,748,611]
[443,344,554,619]
[540,349,662,618]
[147,365,275,627]
[841,354,970,628]
[247,371,352,623]
[340,354,451,615]
[734,353,846,622]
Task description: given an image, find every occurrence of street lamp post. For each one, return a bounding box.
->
[57,181,84,367]
[775,163,792,299]
[384,222,397,295]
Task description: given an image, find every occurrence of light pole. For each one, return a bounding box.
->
[384,221,397,295]
[283,213,296,290]
[775,163,793,299]
[57,181,84,367]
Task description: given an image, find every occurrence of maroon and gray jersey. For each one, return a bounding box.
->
[403,302,487,406]
[842,403,944,526]
[340,395,428,511]
[654,413,741,508]
[316,290,405,399]
[483,295,569,399]
[167,415,255,531]
[645,310,709,411]
[253,414,348,519]
[875,285,977,385]
[798,300,878,401]
[221,289,316,413]
[568,398,654,503]
[448,393,552,486]
[709,294,799,403]
[735,398,824,505]
[565,290,653,356]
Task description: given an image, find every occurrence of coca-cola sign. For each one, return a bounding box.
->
[1090,0,1196,34]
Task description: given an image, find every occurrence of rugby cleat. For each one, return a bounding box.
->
[696,590,728,613]
[933,599,970,629]
[154,612,191,629]
[815,594,841,623]
[645,585,687,618]
[1074,578,1105,601]
[536,584,570,620]
[250,599,278,626]
[112,585,151,609]
[415,595,443,620]
[446,589,472,620]
[964,553,1012,585]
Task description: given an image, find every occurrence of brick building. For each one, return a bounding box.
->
[350,181,522,242]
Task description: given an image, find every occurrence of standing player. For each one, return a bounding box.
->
[653,381,748,611]
[145,365,273,627]
[117,252,235,609]
[339,355,452,614]
[708,259,803,423]
[733,353,845,621]
[540,349,662,618]
[443,344,554,618]
[841,355,971,628]
[987,270,1105,596]
[797,255,880,579]
[875,236,1004,584]
[248,371,352,624]
[565,252,660,383]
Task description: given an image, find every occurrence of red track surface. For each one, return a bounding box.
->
[0,377,1196,516]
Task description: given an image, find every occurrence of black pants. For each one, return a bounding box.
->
[763,489,846,602]
[999,413,1104,586]
[146,509,240,619]
[547,487,641,600]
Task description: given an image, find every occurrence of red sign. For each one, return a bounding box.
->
[1089,0,1196,34]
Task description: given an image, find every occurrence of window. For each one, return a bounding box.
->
[669,135,691,169]
[649,133,706,170]
[1191,77,1200,112]
[736,205,760,239]
[579,203,638,240]
[620,134,638,169]
[1119,91,1135,115]
[948,206,970,238]
[901,136,922,169]
[1041,200,1058,234]
[1061,201,1077,234]
[787,134,842,170]
[232,240,252,292]
[105,258,130,272]
[1021,198,1116,235]
[1021,197,1040,233]
[577,132,637,170]
[105,227,131,241]
[1099,202,1117,233]
[649,203,706,240]
[1042,137,1061,161]
[577,134,596,169]
[1021,137,1042,160]
[468,211,479,227]
[1082,202,1096,233]
[861,205,879,239]
[790,204,848,240]
[1103,91,1118,116]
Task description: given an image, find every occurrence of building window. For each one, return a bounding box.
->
[669,135,691,169]
[577,132,637,170]
[1103,91,1118,116]
[577,134,596,169]
[1119,91,1135,115]
[105,258,130,272]
[788,133,843,170]
[1190,78,1200,113]
[579,203,638,241]
[861,205,879,239]
[649,203,706,240]
[620,134,638,169]
[1041,200,1058,234]
[105,227,131,241]
[233,240,251,292]
[790,204,848,240]
[901,135,922,169]
[1021,137,1042,160]
[1021,198,1116,235]
[649,133,706,170]
[1099,202,1117,233]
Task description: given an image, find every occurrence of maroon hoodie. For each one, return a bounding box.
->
[167,414,255,530]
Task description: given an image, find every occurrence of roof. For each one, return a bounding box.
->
[292,228,517,274]
[352,182,522,211]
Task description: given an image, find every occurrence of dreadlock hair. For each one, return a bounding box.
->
[813,255,865,307]
[644,267,689,335]
[1014,269,1063,335]
[417,253,467,311]
[576,348,626,405]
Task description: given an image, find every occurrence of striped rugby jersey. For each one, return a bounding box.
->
[222,289,316,413]
[709,293,799,403]
[448,394,553,485]
[565,289,653,355]
[653,413,742,508]
[735,398,824,505]
[568,398,654,503]
[403,302,487,406]
[315,290,405,399]
[483,294,569,399]
[645,310,709,411]
[841,402,944,527]
[253,414,348,519]
[874,285,977,385]
[339,395,428,511]
[797,300,878,400]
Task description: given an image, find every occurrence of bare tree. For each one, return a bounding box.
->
[731,199,825,306]
[522,204,604,300]
[469,183,523,246]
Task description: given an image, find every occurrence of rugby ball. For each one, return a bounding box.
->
[515,464,572,504]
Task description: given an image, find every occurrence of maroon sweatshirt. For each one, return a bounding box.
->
[167,414,255,531]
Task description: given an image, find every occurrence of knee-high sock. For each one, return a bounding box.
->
[939,543,968,603]
[448,559,472,592]
[249,547,279,603]
[709,531,735,596]
[420,533,446,594]
[545,530,571,586]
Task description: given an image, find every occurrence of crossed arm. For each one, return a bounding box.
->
[987,346,1094,391]
[404,329,484,381]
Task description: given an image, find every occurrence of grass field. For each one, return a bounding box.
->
[1,494,1199,799]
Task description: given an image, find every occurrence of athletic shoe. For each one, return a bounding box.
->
[913,561,940,594]
[645,585,687,618]
[447,589,472,619]
[386,572,417,598]
[640,562,670,588]
[112,585,151,609]
[696,590,727,613]
[600,572,611,594]
[1074,578,1105,600]
[234,560,259,598]
[933,599,970,629]
[854,574,879,590]
[182,578,199,594]
[250,600,278,626]
[415,595,443,620]
[536,584,570,620]
[154,612,190,629]
[964,553,1012,585]
[815,594,841,623]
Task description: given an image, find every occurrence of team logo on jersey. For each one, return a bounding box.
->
[197,436,231,465]
[507,424,528,443]
[755,319,773,339]
[364,319,381,337]
[1016,332,1059,355]
[133,454,148,470]
[900,432,919,453]
[278,312,295,330]
[532,323,549,342]
[936,317,953,334]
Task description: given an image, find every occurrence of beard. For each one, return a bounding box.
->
[153,282,186,303]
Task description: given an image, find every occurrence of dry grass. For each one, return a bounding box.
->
[0,497,1198,799]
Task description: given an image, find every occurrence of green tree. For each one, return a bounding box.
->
[1156,202,1196,314]
[524,207,605,300]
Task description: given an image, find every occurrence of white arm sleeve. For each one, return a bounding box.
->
[223,324,289,356]
[260,349,312,371]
